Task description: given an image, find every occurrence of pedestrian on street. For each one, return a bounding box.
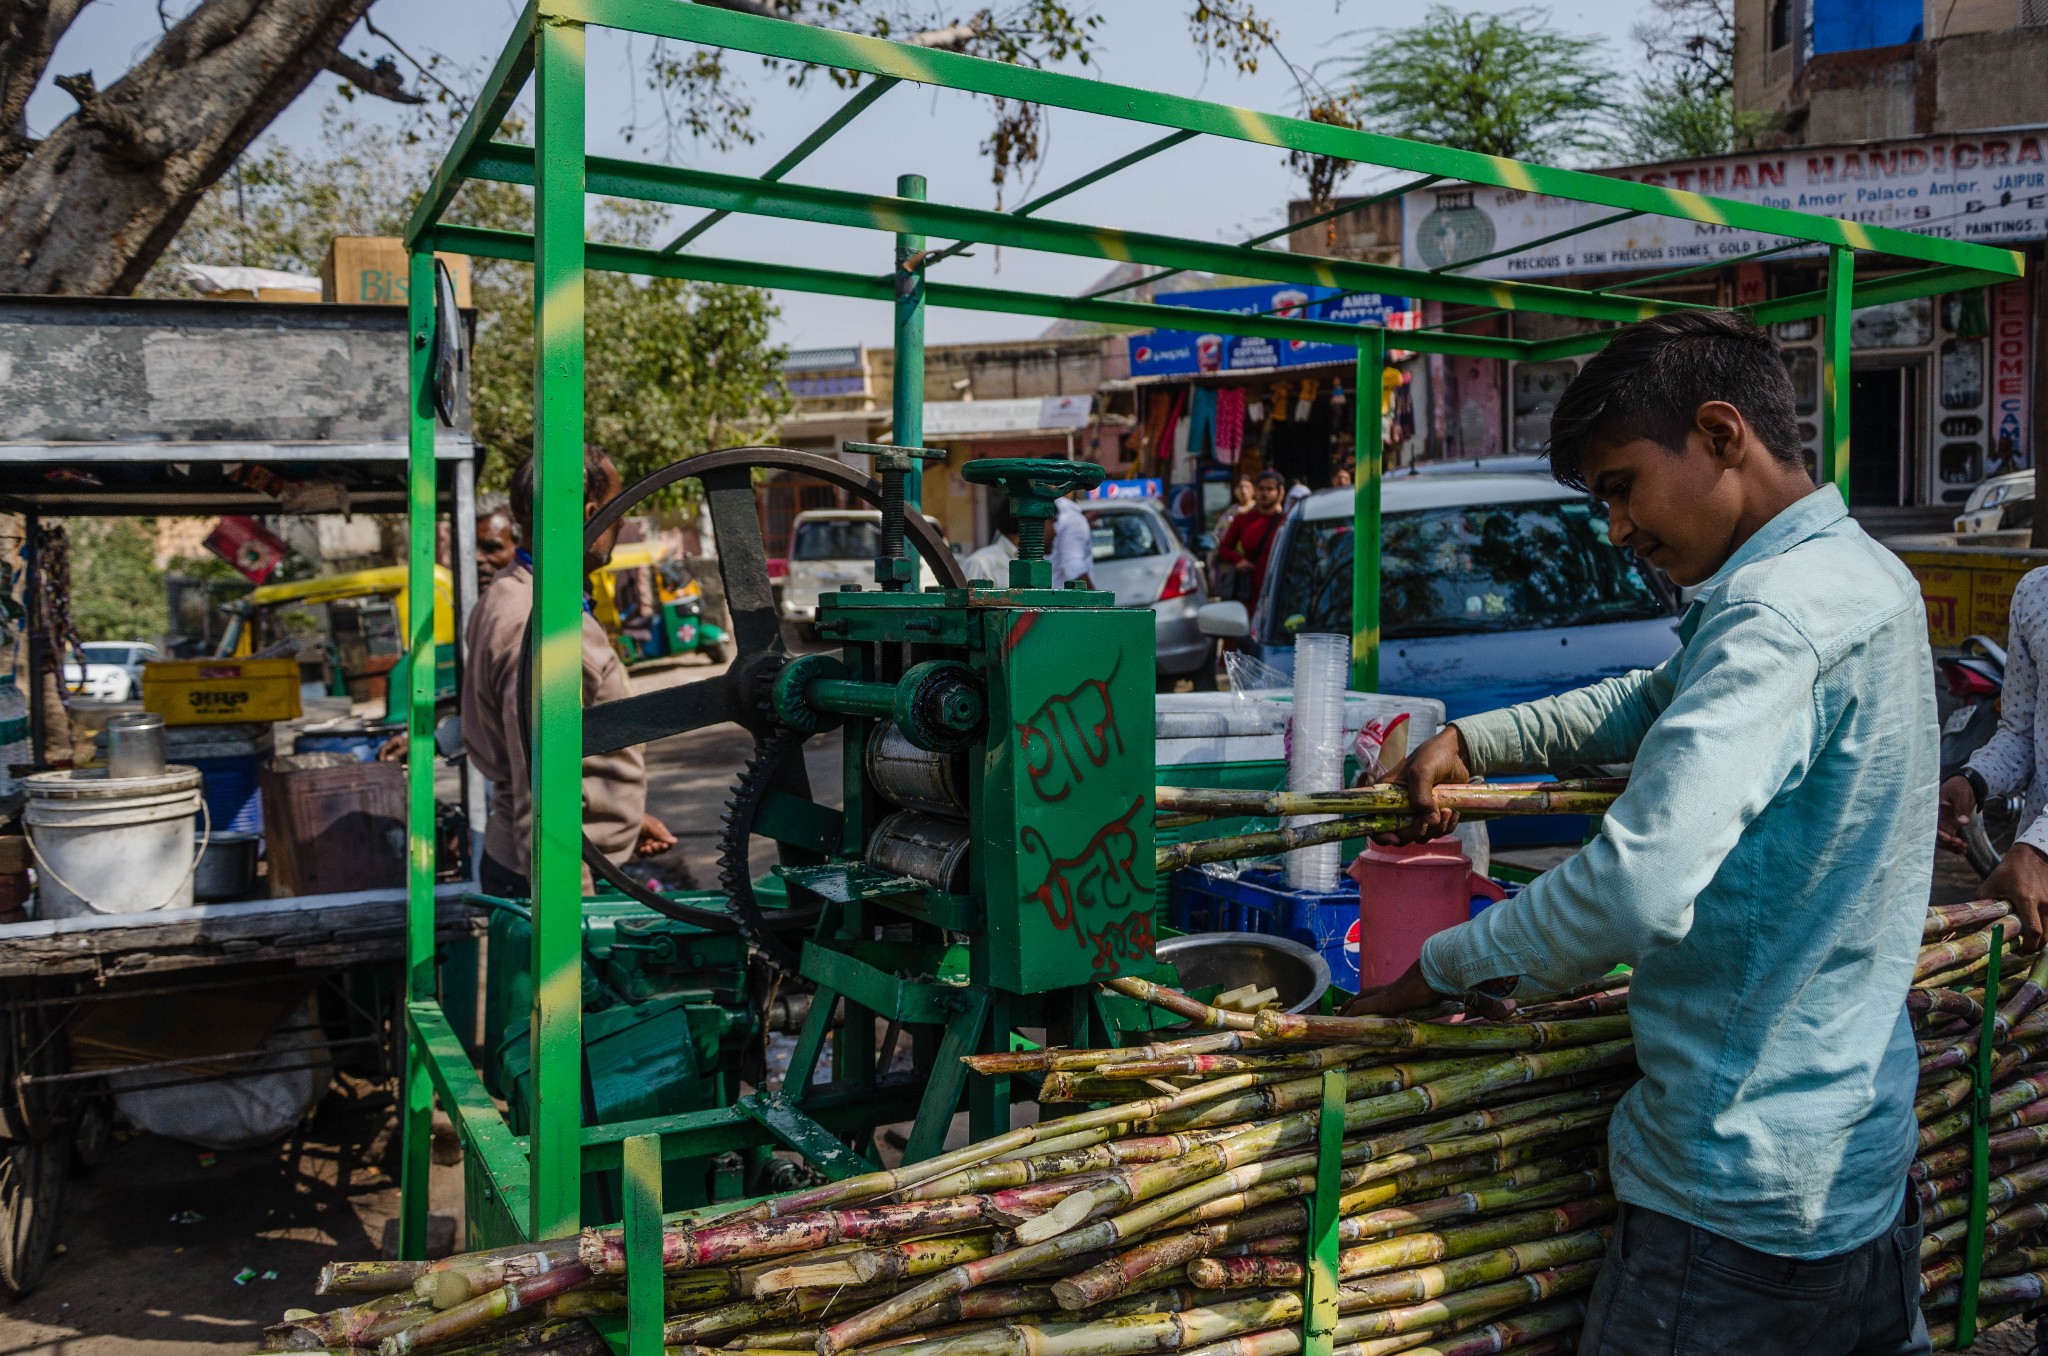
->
[463,449,675,898]
[1214,469,1287,606]
[1350,311,1936,1356]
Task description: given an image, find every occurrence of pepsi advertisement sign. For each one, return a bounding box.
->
[1126,284,1417,378]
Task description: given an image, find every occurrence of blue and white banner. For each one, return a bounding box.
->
[1125,284,1417,378]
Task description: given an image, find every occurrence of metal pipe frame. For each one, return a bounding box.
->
[396,0,2024,1295]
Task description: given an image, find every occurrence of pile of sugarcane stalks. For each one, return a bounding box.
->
[260,904,2048,1356]
[1911,899,2048,1349]
[1152,782,1622,874]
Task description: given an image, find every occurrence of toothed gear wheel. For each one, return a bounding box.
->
[716,727,819,974]
[513,445,965,974]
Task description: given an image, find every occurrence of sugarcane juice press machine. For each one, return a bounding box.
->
[480,446,1174,1237]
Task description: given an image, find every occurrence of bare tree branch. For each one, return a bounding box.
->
[325,48,422,104]
[0,0,92,175]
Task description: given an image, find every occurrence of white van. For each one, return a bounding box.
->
[779,509,943,635]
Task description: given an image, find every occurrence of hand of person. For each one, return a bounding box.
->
[1373,724,1474,845]
[1341,960,1446,1017]
[634,814,677,858]
[376,733,408,763]
[1937,774,1977,855]
[1983,842,2048,952]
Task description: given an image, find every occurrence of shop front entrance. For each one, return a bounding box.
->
[1850,363,1920,506]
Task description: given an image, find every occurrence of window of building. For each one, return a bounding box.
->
[1783,348,1820,416]
[1851,296,1933,350]
[1770,0,1794,48]
[1511,361,1579,454]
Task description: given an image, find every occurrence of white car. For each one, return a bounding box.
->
[779,510,941,634]
[1954,471,2033,536]
[62,641,159,701]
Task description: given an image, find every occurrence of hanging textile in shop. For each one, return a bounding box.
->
[1186,386,1218,457]
[1215,388,1246,463]
[1126,284,1417,377]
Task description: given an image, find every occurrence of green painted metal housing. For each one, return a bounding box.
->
[397,0,2022,1283]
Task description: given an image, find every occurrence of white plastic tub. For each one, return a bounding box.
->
[24,766,204,918]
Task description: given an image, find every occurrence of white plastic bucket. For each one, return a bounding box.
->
[25,766,205,918]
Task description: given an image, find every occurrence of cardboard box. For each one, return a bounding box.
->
[321,237,472,308]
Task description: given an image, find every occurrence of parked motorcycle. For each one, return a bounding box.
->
[1939,634,2021,877]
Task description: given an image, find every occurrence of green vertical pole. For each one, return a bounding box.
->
[1303,1067,1344,1356]
[529,11,587,1244]
[1959,922,2003,1348]
[1351,331,1385,692]
[894,172,927,508]
[623,1132,664,1356]
[1822,247,1854,500]
[398,249,439,1262]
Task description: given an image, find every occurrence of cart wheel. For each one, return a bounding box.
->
[0,1137,67,1297]
[70,1101,112,1173]
[706,637,736,665]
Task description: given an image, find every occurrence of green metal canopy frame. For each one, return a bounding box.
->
[394,0,2023,1277]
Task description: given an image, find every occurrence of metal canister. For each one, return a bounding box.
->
[867,810,972,894]
[104,712,168,780]
[865,721,971,817]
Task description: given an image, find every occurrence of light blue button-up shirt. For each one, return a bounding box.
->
[1420,484,1936,1259]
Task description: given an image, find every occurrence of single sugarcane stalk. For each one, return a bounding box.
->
[1925,900,2012,939]
[1906,987,1985,1026]
[318,1260,432,1297]
[1917,927,2002,981]
[711,1061,1303,1226]
[1917,1151,2027,1208]
[1917,954,1993,992]
[1156,815,1408,873]
[1924,1264,2048,1310]
[268,1290,436,1350]
[377,1263,592,1356]
[763,1233,996,1288]
[1996,949,2048,1034]
[1018,1048,1627,1247]
[1508,988,1629,1023]
[1351,1302,1586,1356]
[1335,1198,1616,1282]
[1043,1050,1488,1107]
[1340,1169,1610,1245]
[1194,1223,1610,1308]
[1103,977,1260,1031]
[1072,1043,1402,1082]
[414,1241,587,1310]
[1326,1262,1600,1347]
[907,1128,1245,1202]
[965,1031,1269,1078]
[854,1293,1307,1356]
[1927,1304,2030,1352]
[1985,1245,2048,1278]
[426,1319,613,1356]
[582,1172,1119,1274]
[1052,1202,1311,1310]
[1251,1010,1634,1054]
[659,1295,798,1345]
[1152,782,1621,821]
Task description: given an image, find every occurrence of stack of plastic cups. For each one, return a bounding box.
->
[1285,632,1350,891]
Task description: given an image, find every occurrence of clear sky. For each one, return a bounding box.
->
[29,0,1652,349]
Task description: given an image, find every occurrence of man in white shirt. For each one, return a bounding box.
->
[1050,492,1095,589]
[961,498,1020,584]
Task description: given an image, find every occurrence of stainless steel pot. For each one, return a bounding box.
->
[192,831,260,902]
[1154,932,1331,1015]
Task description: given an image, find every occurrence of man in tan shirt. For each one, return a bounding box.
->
[465,449,674,897]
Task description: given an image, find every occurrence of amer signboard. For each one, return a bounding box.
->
[1401,130,2048,280]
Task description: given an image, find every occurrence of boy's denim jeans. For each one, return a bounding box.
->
[1578,1188,1930,1356]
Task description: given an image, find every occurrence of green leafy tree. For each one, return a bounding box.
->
[1324,6,1614,164]
[146,109,789,496]
[1612,0,1768,160]
[67,520,169,643]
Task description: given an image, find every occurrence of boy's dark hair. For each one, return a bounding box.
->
[1546,310,1805,492]
[1254,468,1285,487]
[510,447,617,531]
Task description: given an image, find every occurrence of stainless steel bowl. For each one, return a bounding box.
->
[1155,932,1331,1016]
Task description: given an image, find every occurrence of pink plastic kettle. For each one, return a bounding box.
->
[1348,839,1507,990]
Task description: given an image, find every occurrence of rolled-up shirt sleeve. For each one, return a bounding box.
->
[1423,600,1820,1000]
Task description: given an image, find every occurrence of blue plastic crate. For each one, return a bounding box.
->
[1170,867,1520,995]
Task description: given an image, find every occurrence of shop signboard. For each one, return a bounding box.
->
[922,394,1093,437]
[1400,129,2048,279]
[1126,284,1417,378]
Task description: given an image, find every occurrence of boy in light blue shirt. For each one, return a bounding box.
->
[1352,311,1936,1356]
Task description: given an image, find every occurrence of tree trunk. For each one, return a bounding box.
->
[0,0,374,295]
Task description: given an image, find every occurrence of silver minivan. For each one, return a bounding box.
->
[1079,499,1215,689]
